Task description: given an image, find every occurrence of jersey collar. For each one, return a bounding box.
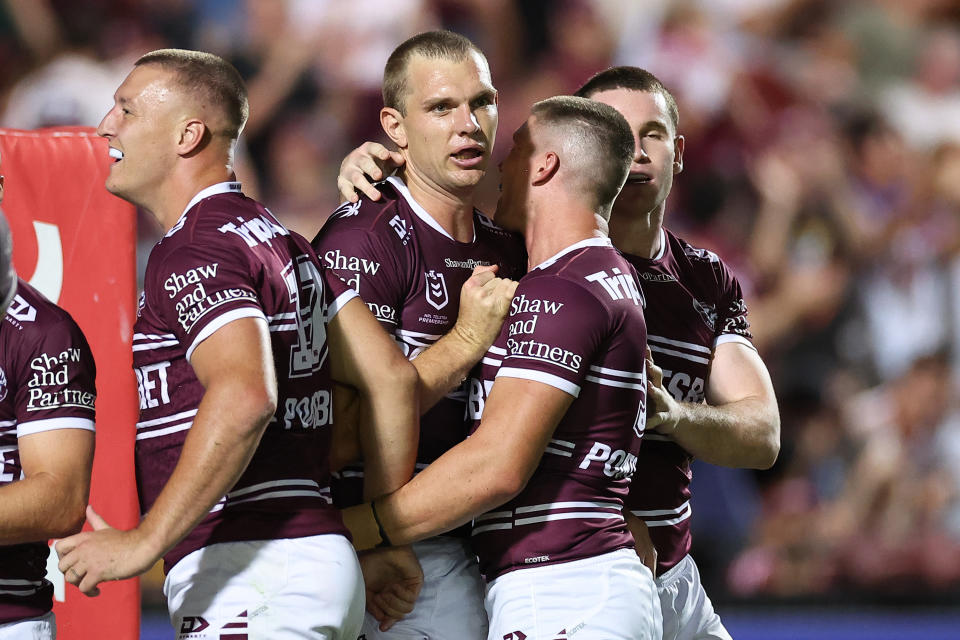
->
[387,176,476,243]
[166,182,243,237]
[533,236,612,271]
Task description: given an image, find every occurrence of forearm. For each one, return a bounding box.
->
[136,385,273,559]
[0,473,87,544]
[359,361,420,499]
[355,430,519,548]
[669,397,780,469]
[412,325,487,412]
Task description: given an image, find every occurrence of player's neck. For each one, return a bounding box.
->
[150,164,236,232]
[609,202,665,259]
[524,205,604,269]
[399,168,476,243]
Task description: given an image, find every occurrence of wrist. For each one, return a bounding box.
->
[342,502,386,551]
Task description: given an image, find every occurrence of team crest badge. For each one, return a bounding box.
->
[0,367,6,402]
[425,270,449,310]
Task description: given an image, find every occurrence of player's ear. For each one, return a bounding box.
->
[177,118,207,156]
[531,151,559,186]
[673,135,685,175]
[381,107,407,149]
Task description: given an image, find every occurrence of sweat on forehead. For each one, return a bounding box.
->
[134,49,249,140]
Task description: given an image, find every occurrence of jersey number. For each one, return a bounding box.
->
[283,255,329,377]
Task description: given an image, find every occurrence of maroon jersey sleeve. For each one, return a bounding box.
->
[149,235,264,362]
[312,205,408,332]
[15,317,96,436]
[496,275,608,397]
[713,260,753,346]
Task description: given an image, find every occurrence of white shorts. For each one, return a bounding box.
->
[165,534,365,640]
[0,612,55,639]
[359,537,487,639]
[485,548,662,640]
[656,555,730,640]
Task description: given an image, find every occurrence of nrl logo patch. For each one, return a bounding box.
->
[0,367,6,402]
[425,270,449,310]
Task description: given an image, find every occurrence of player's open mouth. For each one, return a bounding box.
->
[627,174,651,184]
[451,147,485,168]
[109,148,124,162]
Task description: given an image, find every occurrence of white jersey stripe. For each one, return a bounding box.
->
[186,307,266,362]
[136,422,193,440]
[225,478,321,498]
[132,339,179,351]
[487,345,507,356]
[588,365,645,380]
[18,417,95,437]
[549,438,575,449]
[543,447,573,457]
[649,345,710,365]
[328,289,358,319]
[137,409,198,428]
[647,335,712,354]
[497,367,581,397]
[584,375,645,390]
[0,578,44,586]
[514,501,622,514]
[714,333,756,351]
[268,323,298,332]
[630,501,690,518]
[475,510,512,523]
[471,522,514,535]
[133,332,177,341]
[515,512,623,526]
[396,328,444,340]
[482,356,503,368]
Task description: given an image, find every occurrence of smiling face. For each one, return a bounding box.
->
[590,88,683,219]
[96,64,183,208]
[386,51,498,198]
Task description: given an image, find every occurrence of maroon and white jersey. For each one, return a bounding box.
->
[312,176,525,507]
[466,237,648,579]
[0,279,96,623]
[623,228,753,573]
[134,182,356,571]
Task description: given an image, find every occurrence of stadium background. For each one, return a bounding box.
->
[2,0,960,637]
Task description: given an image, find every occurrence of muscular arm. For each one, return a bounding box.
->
[410,268,517,412]
[0,428,94,544]
[647,341,780,469]
[328,297,419,499]
[345,378,573,549]
[58,318,277,593]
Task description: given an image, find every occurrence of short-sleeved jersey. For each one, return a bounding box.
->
[0,279,96,623]
[312,176,525,508]
[623,228,753,573]
[465,238,648,579]
[133,182,356,572]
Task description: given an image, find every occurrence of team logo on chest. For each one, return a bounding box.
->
[0,367,7,402]
[425,270,449,310]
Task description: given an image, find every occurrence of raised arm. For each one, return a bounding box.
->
[327,297,420,499]
[58,318,277,595]
[344,377,573,549]
[646,342,780,469]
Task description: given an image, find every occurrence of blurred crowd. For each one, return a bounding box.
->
[3,0,960,603]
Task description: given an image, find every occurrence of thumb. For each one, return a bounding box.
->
[86,505,113,531]
[471,264,498,277]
